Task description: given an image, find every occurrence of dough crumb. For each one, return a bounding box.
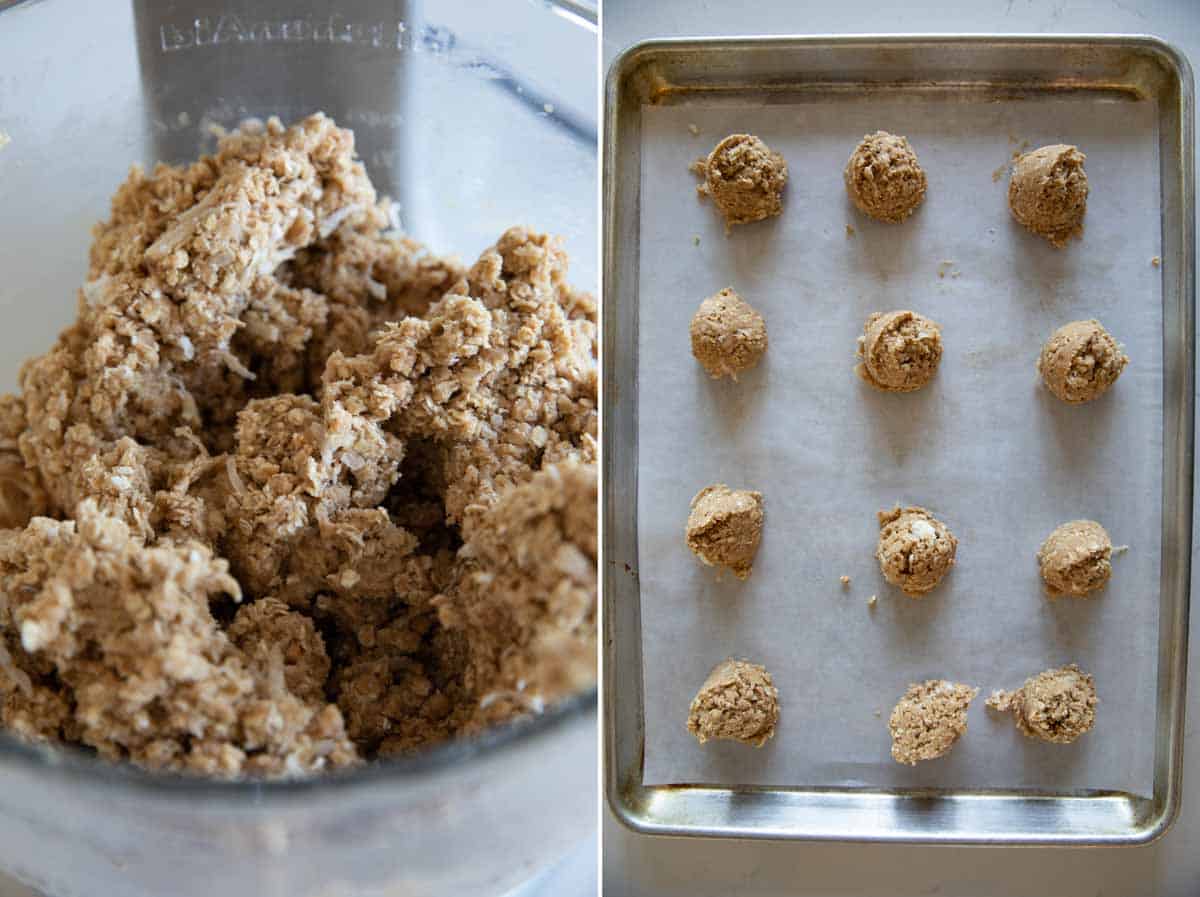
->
[1037,520,1113,597]
[685,484,764,580]
[687,658,779,747]
[844,131,927,223]
[692,235,701,246]
[845,224,856,237]
[855,310,943,393]
[987,664,1096,744]
[687,123,700,136]
[693,133,788,230]
[1151,256,1161,267]
[1037,319,1128,404]
[1008,144,1088,247]
[867,594,878,607]
[840,575,851,586]
[876,507,957,596]
[889,680,978,765]
[690,288,768,380]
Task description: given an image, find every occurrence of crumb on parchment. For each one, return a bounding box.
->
[1152,256,1161,267]
[0,113,597,777]
[840,575,850,586]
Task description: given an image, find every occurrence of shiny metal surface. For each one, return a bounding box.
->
[603,34,1194,845]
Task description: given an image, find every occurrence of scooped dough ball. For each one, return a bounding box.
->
[694,134,788,228]
[888,679,978,765]
[687,658,779,747]
[690,288,768,380]
[1008,144,1088,247]
[1037,319,1128,404]
[876,506,957,596]
[844,131,927,223]
[986,664,1097,744]
[855,310,943,393]
[686,484,764,580]
[1037,519,1112,598]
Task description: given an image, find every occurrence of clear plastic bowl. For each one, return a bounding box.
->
[0,1,597,894]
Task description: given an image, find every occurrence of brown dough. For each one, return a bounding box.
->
[844,131,927,223]
[876,506,957,596]
[1037,319,1128,404]
[1037,519,1112,597]
[1008,144,1088,247]
[689,288,767,380]
[856,310,943,392]
[686,658,779,747]
[888,679,978,765]
[0,114,599,777]
[685,484,764,580]
[987,664,1097,744]
[693,134,787,229]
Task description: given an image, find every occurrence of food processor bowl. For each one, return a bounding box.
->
[0,1,598,894]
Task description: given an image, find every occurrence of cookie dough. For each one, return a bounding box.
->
[844,131,927,223]
[856,310,943,392]
[987,664,1097,744]
[690,288,768,380]
[693,134,788,229]
[1008,144,1088,247]
[888,679,978,765]
[0,114,598,777]
[686,658,779,747]
[685,485,764,580]
[1037,319,1128,404]
[876,506,957,596]
[1037,520,1112,597]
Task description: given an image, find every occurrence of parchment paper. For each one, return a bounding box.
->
[636,94,1162,795]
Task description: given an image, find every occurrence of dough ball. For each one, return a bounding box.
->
[686,484,764,580]
[695,134,788,228]
[986,664,1097,744]
[687,658,779,747]
[856,310,943,393]
[844,131,927,223]
[1037,319,1128,404]
[888,679,978,765]
[1008,144,1088,247]
[1037,519,1112,597]
[876,506,957,596]
[689,288,768,380]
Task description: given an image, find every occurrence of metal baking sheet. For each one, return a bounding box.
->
[603,35,1194,844]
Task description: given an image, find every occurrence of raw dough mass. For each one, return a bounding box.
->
[685,485,764,580]
[1037,519,1113,598]
[692,134,788,229]
[689,287,767,380]
[844,131,927,223]
[0,114,598,777]
[686,658,779,747]
[1037,319,1128,404]
[876,506,957,596]
[888,679,978,765]
[987,664,1097,744]
[1008,144,1088,247]
[855,310,943,392]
